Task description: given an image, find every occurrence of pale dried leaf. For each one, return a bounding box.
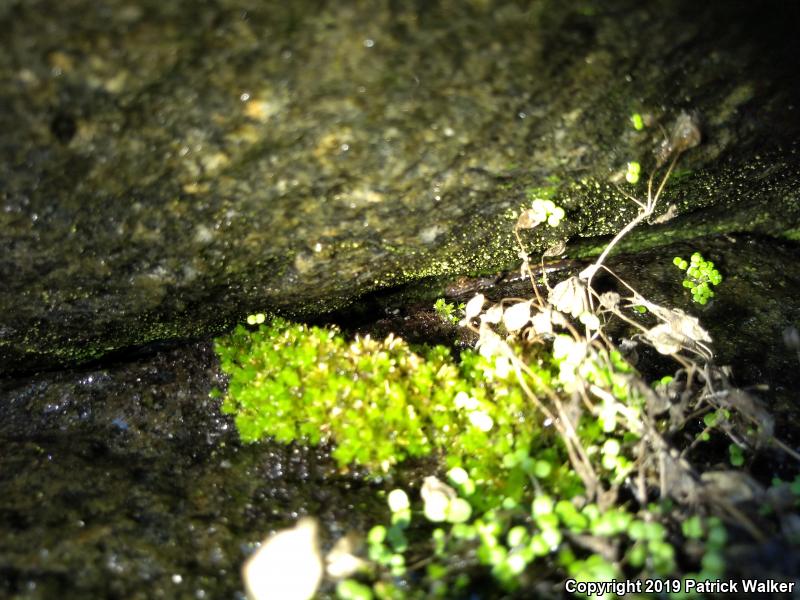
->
[550,310,569,327]
[531,310,553,335]
[666,309,712,344]
[598,292,621,311]
[516,208,545,229]
[639,303,712,350]
[644,323,683,355]
[660,451,701,504]
[503,301,531,332]
[543,239,567,257]
[477,323,503,358]
[671,112,702,153]
[481,303,503,325]
[651,203,678,224]
[701,471,764,504]
[549,276,589,318]
[519,260,529,279]
[718,389,774,440]
[579,312,600,330]
[656,111,702,166]
[464,294,485,321]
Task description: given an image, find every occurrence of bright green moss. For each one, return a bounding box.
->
[215,317,557,477]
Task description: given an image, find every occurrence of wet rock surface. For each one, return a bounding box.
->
[2,0,800,371]
[0,342,387,599]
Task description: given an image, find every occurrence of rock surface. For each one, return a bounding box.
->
[0,341,386,599]
[2,0,799,371]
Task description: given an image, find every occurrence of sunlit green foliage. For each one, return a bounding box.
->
[217,318,463,470]
[337,470,694,598]
[216,317,574,481]
[432,298,463,324]
[217,315,701,596]
[626,161,641,184]
[673,252,722,304]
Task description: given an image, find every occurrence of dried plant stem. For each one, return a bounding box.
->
[584,154,680,297]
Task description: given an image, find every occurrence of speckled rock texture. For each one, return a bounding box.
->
[0,341,388,599]
[1,0,799,372]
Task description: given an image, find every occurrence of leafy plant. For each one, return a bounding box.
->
[433,298,464,325]
[215,317,567,485]
[625,160,641,184]
[517,198,565,229]
[673,252,722,304]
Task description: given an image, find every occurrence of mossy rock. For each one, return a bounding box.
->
[2,0,799,372]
